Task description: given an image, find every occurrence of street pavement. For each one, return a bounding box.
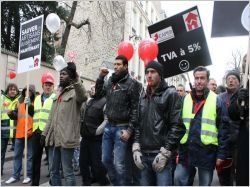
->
[1,144,221,186]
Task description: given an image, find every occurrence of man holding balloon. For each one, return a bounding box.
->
[95,54,142,185]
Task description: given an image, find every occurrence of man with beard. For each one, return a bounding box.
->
[175,66,230,186]
[95,55,142,185]
[132,61,185,186]
[42,62,87,186]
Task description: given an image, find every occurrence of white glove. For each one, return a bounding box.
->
[95,120,107,135]
[133,151,144,170]
[152,147,171,172]
[132,143,144,170]
[24,97,31,106]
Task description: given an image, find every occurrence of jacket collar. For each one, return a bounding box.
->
[191,87,210,101]
[145,80,169,98]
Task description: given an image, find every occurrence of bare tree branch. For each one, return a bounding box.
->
[227,49,243,71]
[70,19,90,29]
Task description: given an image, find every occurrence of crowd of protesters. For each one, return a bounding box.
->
[1,55,249,186]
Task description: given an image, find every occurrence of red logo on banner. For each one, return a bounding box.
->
[153,33,159,41]
[183,10,201,32]
[34,58,39,67]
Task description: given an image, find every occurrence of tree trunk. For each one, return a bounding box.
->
[60,1,77,57]
[5,5,13,50]
[13,3,20,53]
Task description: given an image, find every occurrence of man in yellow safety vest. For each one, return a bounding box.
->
[175,66,230,186]
[31,72,56,186]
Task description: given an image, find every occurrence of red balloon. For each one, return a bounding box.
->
[118,41,134,61]
[9,71,16,79]
[138,38,159,66]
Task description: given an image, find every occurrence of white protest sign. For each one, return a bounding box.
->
[17,15,44,73]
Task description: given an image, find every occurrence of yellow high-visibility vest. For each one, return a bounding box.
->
[1,95,19,138]
[180,91,218,146]
[33,93,55,132]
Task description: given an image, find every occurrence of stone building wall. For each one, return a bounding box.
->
[65,1,126,84]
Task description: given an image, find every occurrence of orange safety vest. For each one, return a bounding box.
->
[16,103,33,138]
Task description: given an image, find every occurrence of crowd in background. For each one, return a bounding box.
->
[1,55,249,186]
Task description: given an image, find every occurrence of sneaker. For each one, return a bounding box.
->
[5,177,18,184]
[22,177,31,184]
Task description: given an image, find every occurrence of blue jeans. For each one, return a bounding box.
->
[139,153,173,186]
[48,146,76,186]
[1,138,9,173]
[102,123,132,185]
[175,163,214,186]
[73,147,80,168]
[12,138,33,179]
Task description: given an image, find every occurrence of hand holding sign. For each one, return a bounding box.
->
[118,41,134,61]
[138,38,159,66]
[46,13,61,34]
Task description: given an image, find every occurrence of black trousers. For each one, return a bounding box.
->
[31,130,44,186]
[79,138,109,185]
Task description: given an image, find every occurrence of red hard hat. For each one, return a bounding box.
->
[41,73,55,85]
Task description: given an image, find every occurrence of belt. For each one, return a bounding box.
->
[108,119,129,127]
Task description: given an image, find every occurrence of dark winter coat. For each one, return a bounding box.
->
[134,80,185,152]
[95,73,142,133]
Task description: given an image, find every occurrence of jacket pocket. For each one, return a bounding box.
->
[61,121,76,145]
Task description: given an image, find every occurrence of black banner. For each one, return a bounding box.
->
[148,6,212,78]
[212,1,248,37]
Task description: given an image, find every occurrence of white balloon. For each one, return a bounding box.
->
[53,55,67,71]
[241,3,250,32]
[46,13,61,34]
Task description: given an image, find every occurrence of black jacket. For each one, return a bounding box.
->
[80,96,106,140]
[228,88,249,185]
[134,81,185,152]
[95,73,142,133]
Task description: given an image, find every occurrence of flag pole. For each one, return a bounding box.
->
[24,72,30,179]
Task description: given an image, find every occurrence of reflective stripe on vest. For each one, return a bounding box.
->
[1,95,19,138]
[33,93,55,132]
[180,91,218,146]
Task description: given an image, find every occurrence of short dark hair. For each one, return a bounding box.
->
[115,55,128,66]
[193,66,210,79]
[5,83,19,95]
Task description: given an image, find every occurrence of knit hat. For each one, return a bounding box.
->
[145,61,163,78]
[61,62,77,79]
[226,70,240,82]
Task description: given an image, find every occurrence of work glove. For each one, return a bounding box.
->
[24,97,31,106]
[152,147,171,172]
[40,135,46,147]
[132,143,144,170]
[238,88,249,104]
[216,158,233,174]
